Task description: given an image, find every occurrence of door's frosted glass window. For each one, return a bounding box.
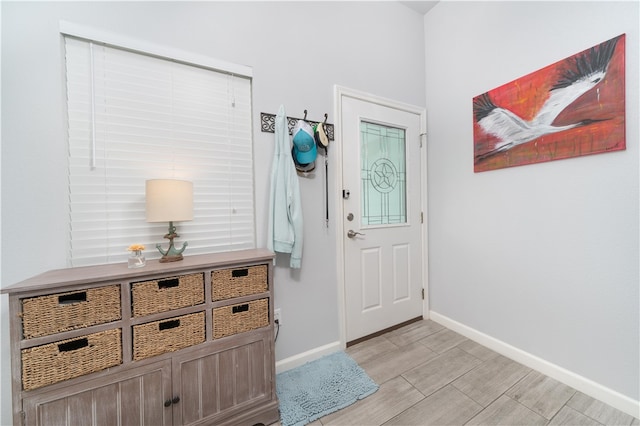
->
[360,121,406,225]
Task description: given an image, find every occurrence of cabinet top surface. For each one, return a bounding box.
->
[2,248,274,295]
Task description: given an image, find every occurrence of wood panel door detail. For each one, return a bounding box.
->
[173,333,272,425]
[23,360,172,426]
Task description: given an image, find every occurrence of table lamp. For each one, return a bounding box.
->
[145,179,194,263]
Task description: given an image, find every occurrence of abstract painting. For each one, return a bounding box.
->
[473,34,626,172]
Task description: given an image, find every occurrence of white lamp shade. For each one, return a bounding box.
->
[145,179,194,223]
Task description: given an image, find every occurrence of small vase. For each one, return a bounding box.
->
[128,250,146,268]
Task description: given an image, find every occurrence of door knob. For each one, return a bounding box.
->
[347,230,365,238]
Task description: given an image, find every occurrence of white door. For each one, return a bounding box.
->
[341,93,424,343]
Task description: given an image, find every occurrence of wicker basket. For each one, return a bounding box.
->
[131,273,205,317]
[213,298,269,339]
[21,329,122,391]
[211,265,268,301]
[133,312,205,360]
[21,286,121,339]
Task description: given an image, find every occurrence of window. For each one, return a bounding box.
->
[360,121,407,226]
[64,33,255,267]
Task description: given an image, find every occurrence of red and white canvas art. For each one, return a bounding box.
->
[473,34,626,173]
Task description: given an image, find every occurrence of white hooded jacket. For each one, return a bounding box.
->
[267,105,303,268]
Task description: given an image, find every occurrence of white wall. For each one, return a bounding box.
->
[425,0,639,407]
[0,2,426,424]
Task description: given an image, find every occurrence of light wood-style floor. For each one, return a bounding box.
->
[272,320,640,426]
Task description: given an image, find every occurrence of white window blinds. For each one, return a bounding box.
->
[65,36,256,267]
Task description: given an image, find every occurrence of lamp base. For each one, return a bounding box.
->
[156,221,188,262]
[159,253,184,263]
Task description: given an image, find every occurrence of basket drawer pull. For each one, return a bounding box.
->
[58,338,89,352]
[232,269,249,278]
[158,278,179,289]
[58,291,87,305]
[159,319,180,331]
[232,304,249,314]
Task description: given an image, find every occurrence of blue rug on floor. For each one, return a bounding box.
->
[276,351,379,426]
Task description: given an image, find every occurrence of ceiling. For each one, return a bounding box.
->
[399,1,439,15]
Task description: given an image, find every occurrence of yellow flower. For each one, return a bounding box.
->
[127,244,146,251]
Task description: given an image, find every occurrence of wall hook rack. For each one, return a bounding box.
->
[260,112,334,141]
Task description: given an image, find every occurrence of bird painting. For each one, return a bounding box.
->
[473,34,625,172]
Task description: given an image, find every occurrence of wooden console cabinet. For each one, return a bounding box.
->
[2,249,279,426]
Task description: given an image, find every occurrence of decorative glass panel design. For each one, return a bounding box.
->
[360,121,406,225]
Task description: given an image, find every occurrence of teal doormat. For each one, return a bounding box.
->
[276,351,379,426]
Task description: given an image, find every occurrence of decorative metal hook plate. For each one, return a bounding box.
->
[260,112,335,141]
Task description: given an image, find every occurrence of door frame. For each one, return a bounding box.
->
[334,85,429,348]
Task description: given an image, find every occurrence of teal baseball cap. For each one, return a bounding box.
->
[292,120,317,166]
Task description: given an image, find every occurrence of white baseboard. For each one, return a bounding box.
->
[429,311,640,419]
[275,341,343,374]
